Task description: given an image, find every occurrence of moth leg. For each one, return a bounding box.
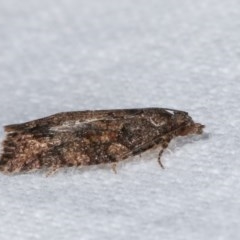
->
[158,139,171,169]
[157,140,170,169]
[158,149,165,169]
[115,134,172,169]
[111,163,117,174]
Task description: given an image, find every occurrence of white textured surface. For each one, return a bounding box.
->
[0,0,240,239]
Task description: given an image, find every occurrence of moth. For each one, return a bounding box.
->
[0,108,204,174]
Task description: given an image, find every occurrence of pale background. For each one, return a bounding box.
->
[0,0,240,239]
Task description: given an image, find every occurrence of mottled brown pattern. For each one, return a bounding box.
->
[0,108,204,174]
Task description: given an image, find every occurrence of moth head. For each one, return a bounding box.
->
[173,111,204,136]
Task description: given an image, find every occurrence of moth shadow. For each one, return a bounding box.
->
[56,154,150,176]
[168,131,210,152]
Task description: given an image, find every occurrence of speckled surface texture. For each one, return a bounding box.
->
[0,0,240,239]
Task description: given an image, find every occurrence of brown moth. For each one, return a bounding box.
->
[0,108,204,174]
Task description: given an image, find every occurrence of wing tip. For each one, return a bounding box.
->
[4,123,27,133]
